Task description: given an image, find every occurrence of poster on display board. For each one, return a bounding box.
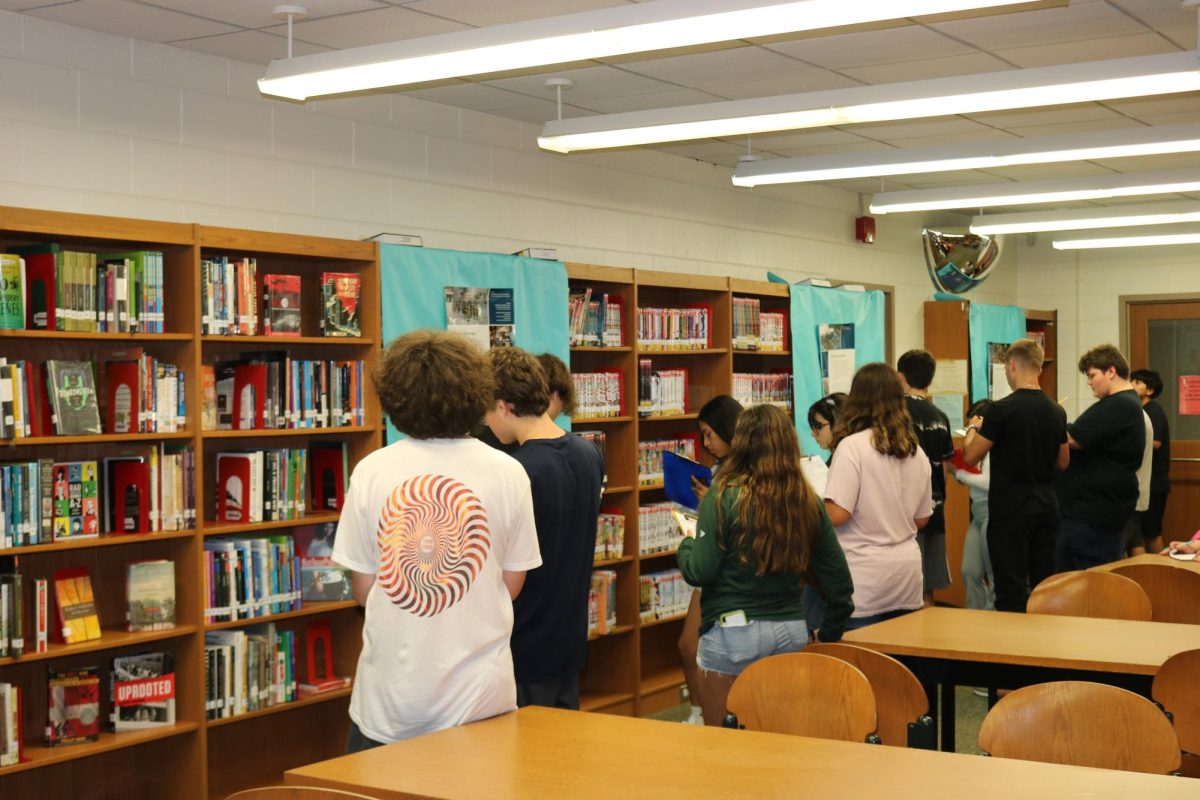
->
[818,323,855,395]
[444,286,515,351]
[988,342,1011,401]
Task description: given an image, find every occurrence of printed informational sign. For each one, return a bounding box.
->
[444,286,514,351]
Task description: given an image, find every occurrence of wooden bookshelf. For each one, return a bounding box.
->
[0,206,379,800]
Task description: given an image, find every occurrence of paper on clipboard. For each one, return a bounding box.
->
[672,508,698,540]
[801,455,829,497]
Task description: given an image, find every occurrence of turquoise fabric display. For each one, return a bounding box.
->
[790,284,887,459]
[967,302,1027,403]
[380,245,570,442]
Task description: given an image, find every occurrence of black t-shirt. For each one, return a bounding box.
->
[1144,400,1171,493]
[906,395,954,531]
[510,432,605,683]
[980,389,1067,519]
[1056,389,1145,529]
[475,425,520,456]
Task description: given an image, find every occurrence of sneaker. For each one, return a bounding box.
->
[972,687,989,698]
[685,707,704,725]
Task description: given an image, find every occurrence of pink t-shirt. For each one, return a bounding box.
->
[825,429,933,618]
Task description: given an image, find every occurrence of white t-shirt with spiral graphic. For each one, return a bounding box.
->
[332,436,541,743]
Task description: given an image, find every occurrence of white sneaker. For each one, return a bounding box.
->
[972,687,989,698]
[685,707,704,725]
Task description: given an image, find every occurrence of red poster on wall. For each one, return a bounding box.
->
[1179,375,1200,415]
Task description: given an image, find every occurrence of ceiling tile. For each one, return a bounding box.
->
[930,1,1149,51]
[1107,0,1198,48]
[142,0,388,30]
[403,0,633,27]
[1102,95,1200,119]
[830,177,920,195]
[895,170,1015,188]
[976,161,1118,181]
[1003,117,1147,138]
[749,128,871,151]
[764,25,977,70]
[993,32,1178,68]
[768,141,898,159]
[1123,110,1200,127]
[965,104,1126,129]
[693,71,864,101]
[618,45,818,87]
[1087,152,1200,174]
[651,141,748,162]
[483,65,683,103]
[849,117,994,142]
[264,6,470,49]
[579,88,730,114]
[0,1,78,9]
[495,103,579,125]
[171,30,331,64]
[840,52,1013,85]
[28,0,238,41]
[875,129,1023,149]
[407,81,545,112]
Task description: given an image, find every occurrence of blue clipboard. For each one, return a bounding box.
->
[663,450,712,510]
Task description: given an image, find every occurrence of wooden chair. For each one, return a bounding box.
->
[978,681,1180,774]
[1152,648,1200,761]
[805,642,935,749]
[724,652,878,742]
[1027,570,1152,620]
[226,787,383,800]
[1111,563,1200,624]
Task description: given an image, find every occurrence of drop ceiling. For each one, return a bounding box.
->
[5,0,1198,206]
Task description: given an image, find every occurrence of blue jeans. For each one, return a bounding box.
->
[697,618,808,676]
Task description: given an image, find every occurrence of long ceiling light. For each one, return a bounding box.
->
[1053,231,1200,249]
[870,166,1200,214]
[258,0,1037,101]
[735,124,1200,187]
[539,51,1200,153]
[970,201,1200,235]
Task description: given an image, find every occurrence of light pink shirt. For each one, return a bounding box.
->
[825,429,933,618]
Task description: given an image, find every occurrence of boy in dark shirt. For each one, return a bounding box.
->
[486,347,604,709]
[1130,368,1170,554]
[897,349,955,605]
[963,339,1068,612]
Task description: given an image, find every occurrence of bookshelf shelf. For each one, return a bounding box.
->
[571,346,632,353]
[200,335,374,346]
[0,722,200,776]
[638,413,699,422]
[602,485,634,496]
[587,623,635,642]
[639,549,679,561]
[204,686,353,730]
[571,416,632,424]
[201,512,341,537]
[640,666,685,695]
[639,613,686,629]
[202,425,378,439]
[732,349,791,357]
[635,347,727,355]
[0,529,195,556]
[204,600,358,631]
[592,556,634,568]
[0,430,193,447]
[0,330,191,341]
[0,625,197,667]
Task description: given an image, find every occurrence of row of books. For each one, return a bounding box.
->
[639,569,693,622]
[572,371,624,419]
[0,561,24,657]
[215,443,347,525]
[0,682,22,765]
[202,356,365,431]
[636,306,711,350]
[568,288,623,347]
[202,261,363,339]
[205,624,298,719]
[637,436,697,486]
[638,502,686,556]
[637,362,687,417]
[733,372,794,412]
[731,297,787,351]
[201,256,258,336]
[0,246,165,333]
[203,536,301,624]
[594,511,626,562]
[588,570,618,636]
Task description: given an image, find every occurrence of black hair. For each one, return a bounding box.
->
[967,399,992,420]
[897,349,937,390]
[807,392,847,431]
[1130,369,1163,399]
[698,395,743,448]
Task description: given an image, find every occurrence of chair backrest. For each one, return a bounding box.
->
[226,787,383,800]
[1027,570,1152,621]
[725,652,877,742]
[1152,647,1200,755]
[804,642,929,748]
[978,681,1180,774]
[1112,563,1200,624]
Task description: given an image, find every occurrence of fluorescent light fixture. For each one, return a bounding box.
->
[970,201,1200,235]
[258,0,1035,100]
[1053,230,1200,249]
[736,124,1200,187]
[539,51,1200,153]
[870,166,1200,214]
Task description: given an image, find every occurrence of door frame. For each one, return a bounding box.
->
[1119,292,1200,356]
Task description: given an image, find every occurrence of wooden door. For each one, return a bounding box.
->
[1127,299,1200,543]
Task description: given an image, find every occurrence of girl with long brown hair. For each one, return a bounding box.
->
[677,404,853,726]
[824,363,933,629]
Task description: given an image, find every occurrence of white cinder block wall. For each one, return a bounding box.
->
[0,10,1022,360]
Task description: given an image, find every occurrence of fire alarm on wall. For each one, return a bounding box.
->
[855,216,876,245]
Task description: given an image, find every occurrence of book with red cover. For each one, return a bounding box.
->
[299,617,350,696]
[309,442,347,512]
[686,302,714,348]
[104,360,141,434]
[262,273,301,337]
[33,362,54,437]
[231,363,267,430]
[320,271,361,337]
[215,453,253,524]
[46,666,100,747]
[103,457,149,533]
[16,246,56,331]
[949,447,982,475]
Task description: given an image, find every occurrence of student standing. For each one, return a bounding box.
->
[963,339,1067,612]
[825,363,932,629]
[955,400,994,611]
[485,347,604,710]
[677,404,853,726]
[1131,369,1171,554]
[897,350,955,606]
[333,331,541,750]
[1055,344,1145,571]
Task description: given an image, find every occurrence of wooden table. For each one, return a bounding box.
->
[842,607,1200,751]
[1093,552,1200,575]
[284,706,1196,799]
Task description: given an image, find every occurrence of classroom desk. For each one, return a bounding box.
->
[842,607,1200,752]
[284,706,1195,800]
[1093,552,1200,575]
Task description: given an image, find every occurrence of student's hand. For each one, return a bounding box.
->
[967,415,984,429]
[1163,540,1200,555]
[952,468,968,484]
[692,475,709,502]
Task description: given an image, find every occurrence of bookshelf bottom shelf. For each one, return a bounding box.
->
[2,721,200,776]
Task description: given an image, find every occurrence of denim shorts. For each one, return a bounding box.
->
[697,618,809,676]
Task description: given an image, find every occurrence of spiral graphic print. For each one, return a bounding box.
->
[376,474,492,616]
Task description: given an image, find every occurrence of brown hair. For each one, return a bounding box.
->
[1078,343,1130,379]
[832,362,919,458]
[897,349,936,390]
[489,347,550,417]
[536,353,576,416]
[373,330,494,439]
[1005,338,1044,371]
[713,404,824,576]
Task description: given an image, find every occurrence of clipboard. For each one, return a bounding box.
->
[663,450,712,510]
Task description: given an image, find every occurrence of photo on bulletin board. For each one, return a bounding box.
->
[988,342,1011,401]
[818,323,855,395]
[444,286,515,351]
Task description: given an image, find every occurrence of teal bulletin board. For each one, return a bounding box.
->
[967,302,1026,403]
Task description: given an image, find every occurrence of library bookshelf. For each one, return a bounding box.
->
[569,264,811,717]
[0,206,379,800]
